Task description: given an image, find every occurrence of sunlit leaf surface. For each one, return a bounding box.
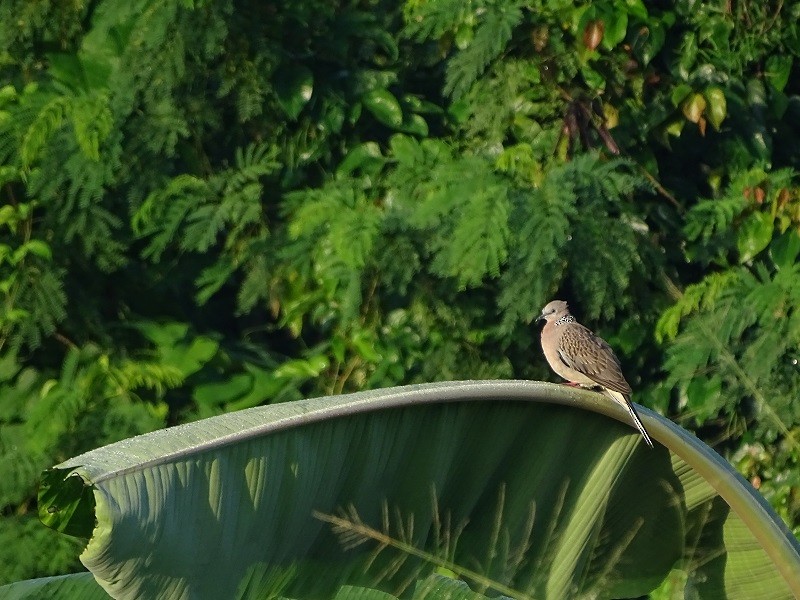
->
[32,381,800,600]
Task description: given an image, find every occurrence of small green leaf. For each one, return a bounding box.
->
[670,83,693,108]
[600,9,628,50]
[765,55,793,92]
[572,5,596,35]
[676,32,698,79]
[0,165,18,188]
[0,276,16,295]
[699,17,732,51]
[743,79,771,159]
[11,246,26,264]
[454,23,474,50]
[352,70,398,97]
[321,102,345,134]
[362,89,403,128]
[4,307,29,322]
[331,336,346,364]
[370,30,399,62]
[769,230,800,270]
[619,0,648,20]
[193,373,253,407]
[21,97,69,167]
[737,212,774,263]
[675,0,698,15]
[22,239,53,261]
[337,142,385,178]
[47,53,90,92]
[389,134,422,164]
[447,99,470,125]
[581,63,606,91]
[686,375,723,425]
[348,101,362,125]
[0,84,16,107]
[0,205,16,229]
[402,95,444,115]
[704,87,727,130]
[137,322,219,378]
[631,22,665,66]
[352,331,381,362]
[173,337,219,377]
[273,355,328,379]
[223,367,287,411]
[16,202,32,220]
[273,64,314,120]
[398,113,429,137]
[746,79,767,106]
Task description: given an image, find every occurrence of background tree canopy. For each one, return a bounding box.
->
[0,0,799,584]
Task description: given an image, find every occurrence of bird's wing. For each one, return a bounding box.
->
[557,323,632,396]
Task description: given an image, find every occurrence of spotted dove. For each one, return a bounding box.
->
[536,300,654,448]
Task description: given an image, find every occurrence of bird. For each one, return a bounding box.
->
[536,299,654,448]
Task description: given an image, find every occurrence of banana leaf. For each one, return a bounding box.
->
[3,381,798,599]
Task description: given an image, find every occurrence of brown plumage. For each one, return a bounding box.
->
[536,300,654,448]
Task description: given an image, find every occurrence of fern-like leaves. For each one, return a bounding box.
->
[133,142,279,308]
[404,0,525,100]
[20,96,70,167]
[134,174,209,260]
[387,136,511,289]
[498,154,653,329]
[444,1,524,100]
[497,172,575,331]
[660,258,800,429]
[656,271,742,342]
[661,168,800,430]
[285,179,383,323]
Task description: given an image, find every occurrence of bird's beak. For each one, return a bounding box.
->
[535,313,545,324]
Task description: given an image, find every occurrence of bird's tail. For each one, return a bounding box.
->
[605,390,654,448]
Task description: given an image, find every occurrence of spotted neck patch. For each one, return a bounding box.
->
[555,315,575,326]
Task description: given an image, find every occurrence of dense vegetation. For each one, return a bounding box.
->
[0,0,798,583]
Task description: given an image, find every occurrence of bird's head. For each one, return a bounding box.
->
[536,300,570,324]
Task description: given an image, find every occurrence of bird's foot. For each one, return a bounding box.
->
[559,382,599,390]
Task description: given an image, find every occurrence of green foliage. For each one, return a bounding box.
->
[0,517,84,589]
[656,168,800,489]
[683,168,797,265]
[0,202,66,351]
[386,136,512,288]
[735,436,800,538]
[134,141,279,308]
[498,154,654,328]
[440,1,525,100]
[658,167,800,409]
[0,346,167,584]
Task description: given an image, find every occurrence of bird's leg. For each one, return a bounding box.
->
[559,381,582,387]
